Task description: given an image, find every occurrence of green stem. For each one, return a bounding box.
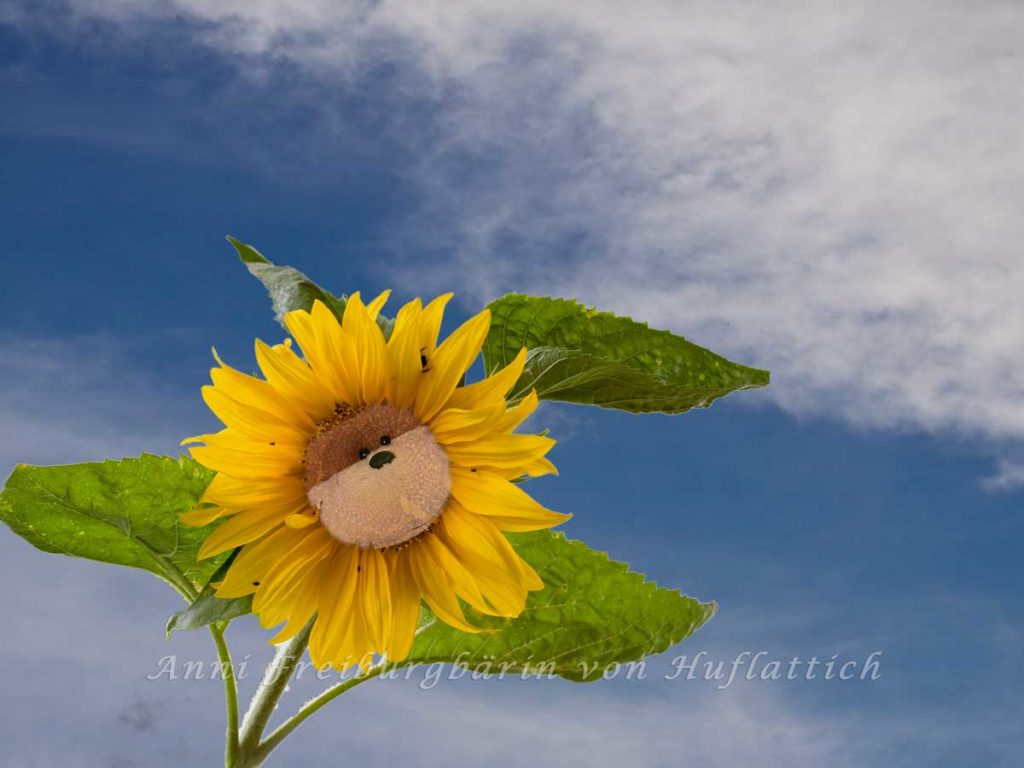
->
[164,566,198,604]
[210,623,240,768]
[246,663,387,767]
[237,621,314,756]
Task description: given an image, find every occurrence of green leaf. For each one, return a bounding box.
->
[166,551,252,636]
[483,294,769,414]
[0,454,222,600]
[404,531,715,681]
[167,591,252,637]
[156,531,713,677]
[229,236,394,339]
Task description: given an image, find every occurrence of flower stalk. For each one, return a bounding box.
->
[236,620,315,764]
[209,618,383,768]
[209,623,240,767]
[243,664,385,767]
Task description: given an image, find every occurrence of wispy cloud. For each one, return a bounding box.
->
[296,680,859,768]
[4,4,1021,755]
[10,1,1021,474]
[0,337,1015,764]
[982,456,1024,492]
[0,335,202,475]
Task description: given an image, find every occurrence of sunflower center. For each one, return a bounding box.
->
[304,404,450,548]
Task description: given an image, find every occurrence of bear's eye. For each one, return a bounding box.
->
[380,435,391,446]
[358,447,370,460]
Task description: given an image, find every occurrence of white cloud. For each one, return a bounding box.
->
[284,679,859,768]
[0,335,201,475]
[0,338,1013,764]
[4,2,1021,748]
[382,0,1024,444]
[32,0,1024,461]
[982,456,1024,491]
[0,552,872,768]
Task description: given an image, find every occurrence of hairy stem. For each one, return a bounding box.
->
[237,622,314,756]
[247,663,387,766]
[209,623,240,768]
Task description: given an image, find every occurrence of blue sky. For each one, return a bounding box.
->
[2,3,1023,766]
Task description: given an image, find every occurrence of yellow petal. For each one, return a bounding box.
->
[282,307,333,390]
[342,292,389,406]
[309,545,360,669]
[445,347,527,411]
[254,338,335,420]
[269,551,331,644]
[407,538,481,633]
[495,456,559,480]
[199,501,304,559]
[312,300,364,405]
[359,548,392,651]
[254,527,335,626]
[475,510,571,532]
[285,301,362,406]
[209,354,313,429]
[419,533,496,616]
[433,518,527,616]
[216,525,308,598]
[417,293,454,361]
[189,444,302,479]
[385,297,425,409]
[432,390,539,445]
[383,550,421,662]
[429,403,504,444]
[201,472,307,509]
[181,504,229,527]
[188,428,305,458]
[444,433,555,471]
[449,467,570,529]
[365,289,392,320]
[284,509,320,528]
[443,503,543,592]
[201,387,308,444]
[414,309,491,423]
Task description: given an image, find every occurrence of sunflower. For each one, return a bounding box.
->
[182,292,569,670]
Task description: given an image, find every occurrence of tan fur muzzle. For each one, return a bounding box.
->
[304,405,450,548]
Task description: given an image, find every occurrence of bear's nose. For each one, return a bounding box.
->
[369,450,395,470]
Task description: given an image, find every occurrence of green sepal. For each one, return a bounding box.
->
[228,236,394,338]
[165,551,252,637]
